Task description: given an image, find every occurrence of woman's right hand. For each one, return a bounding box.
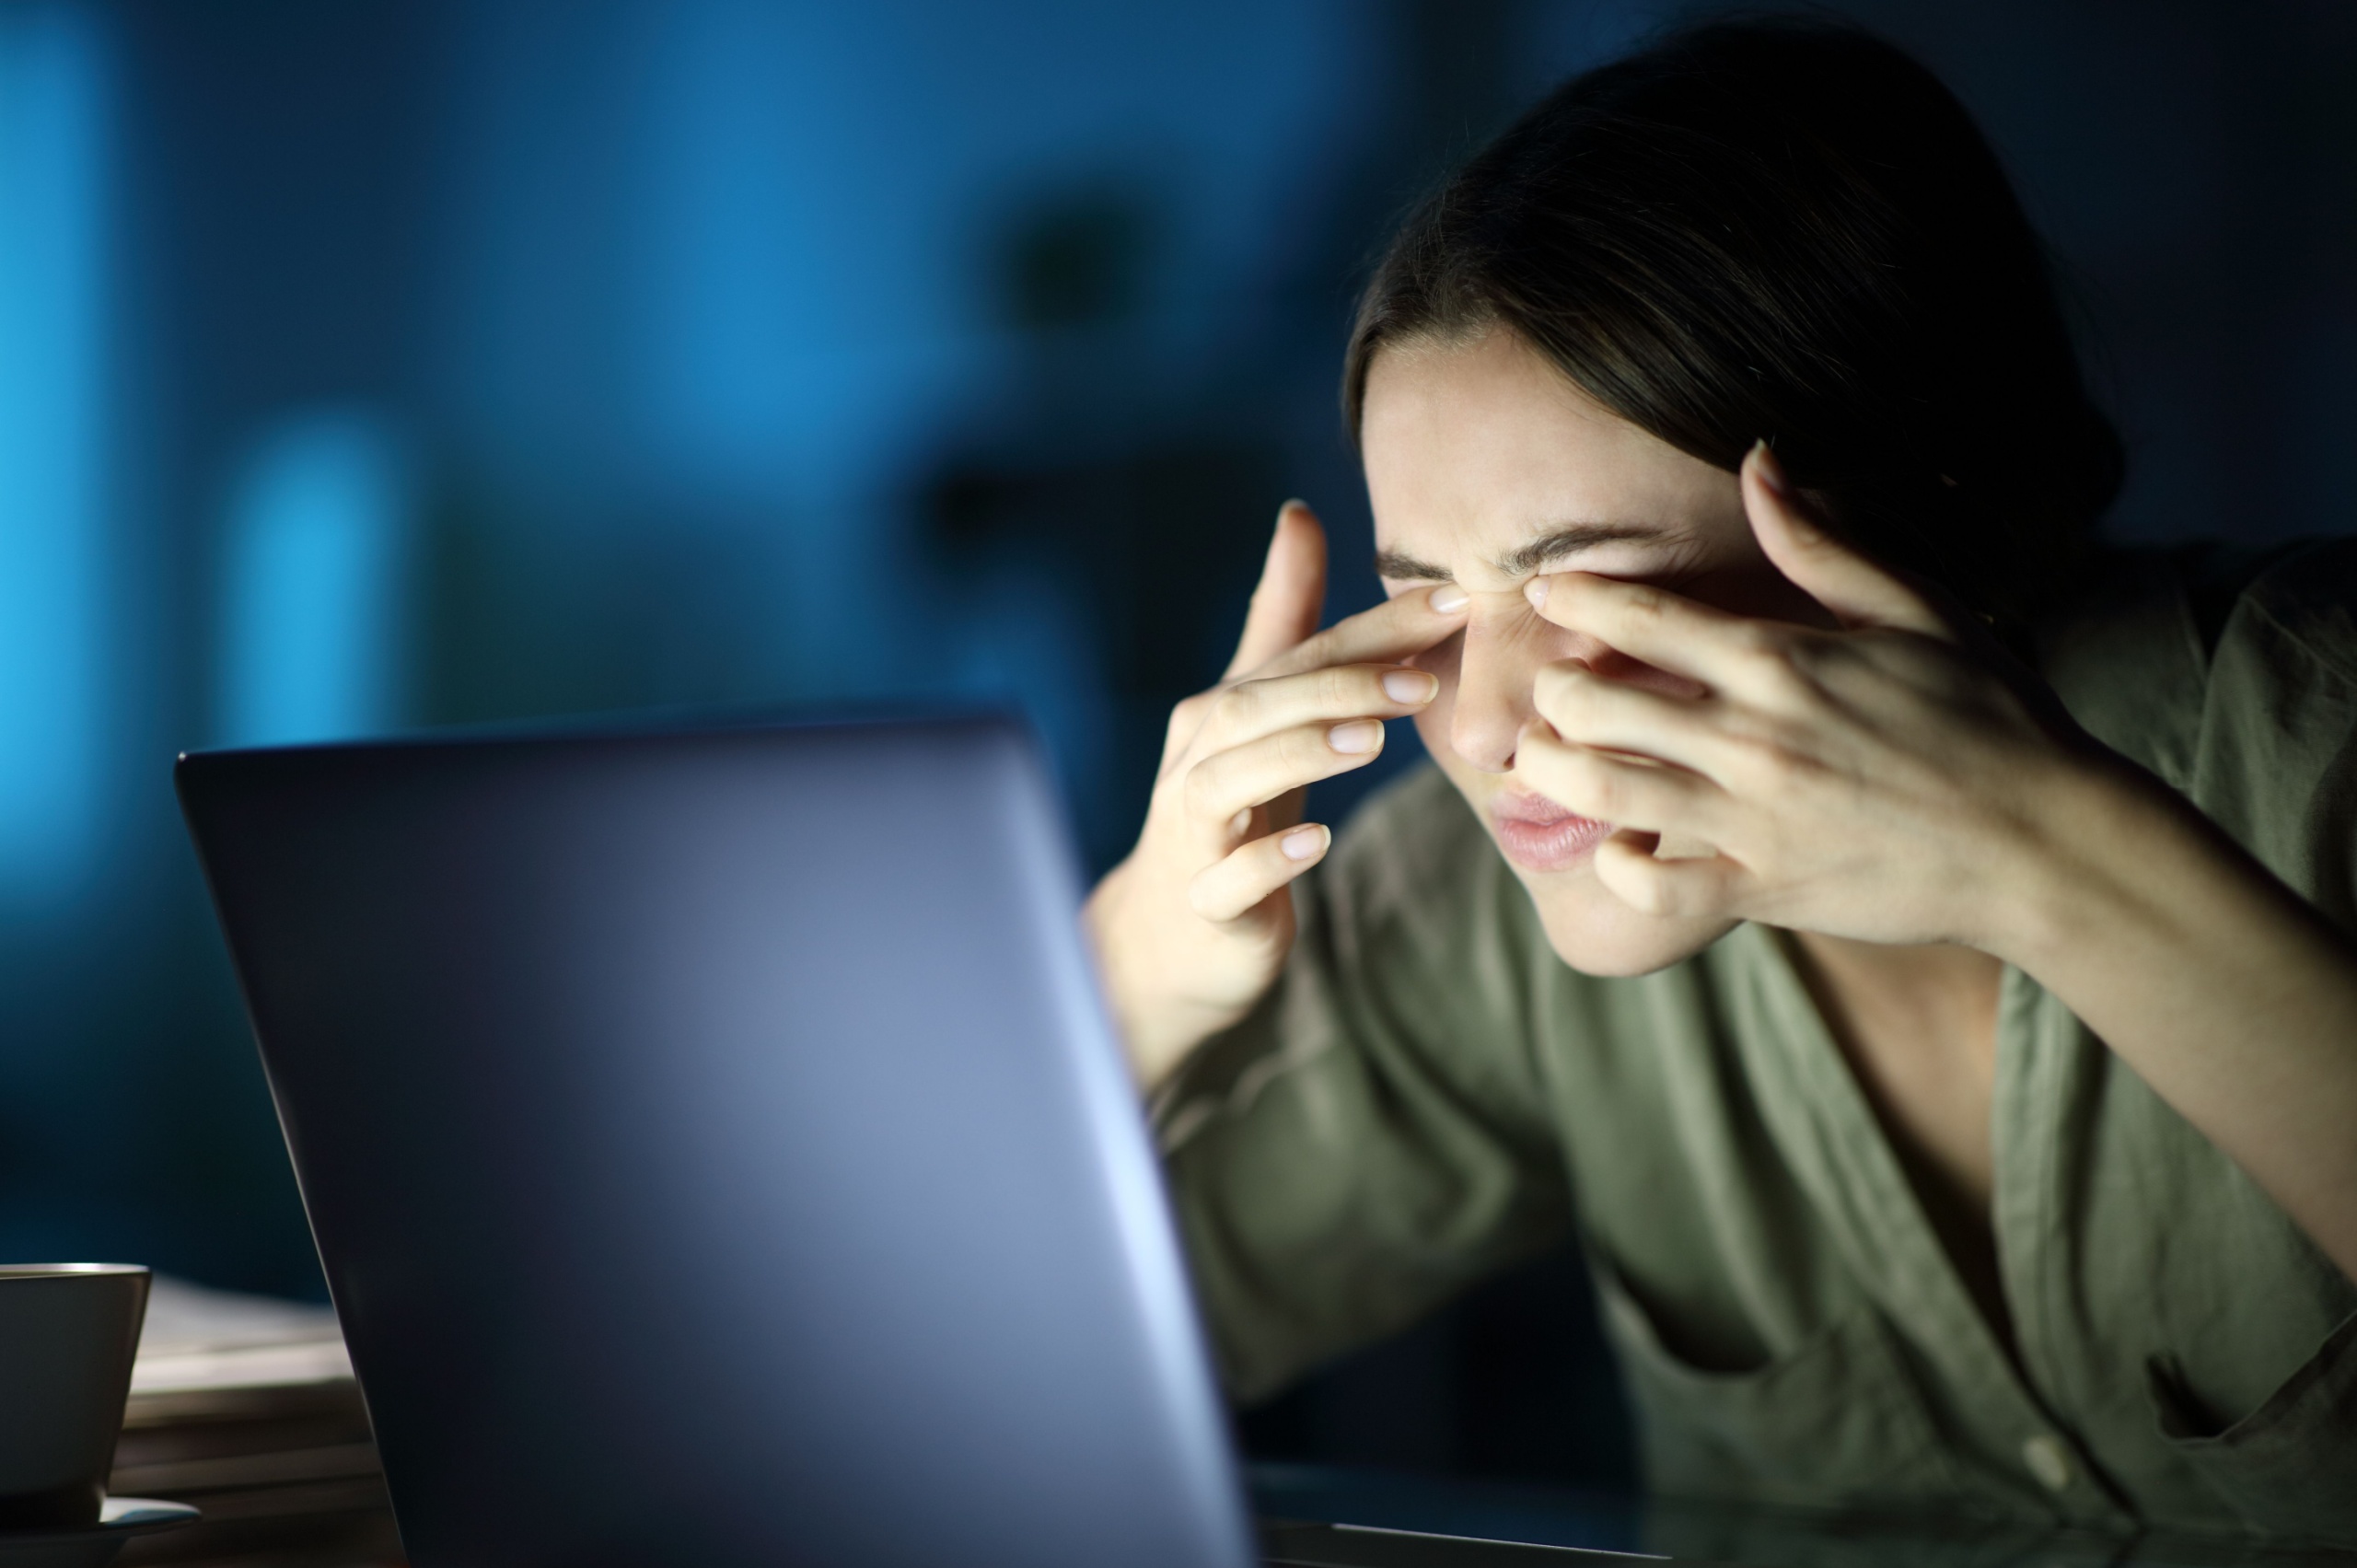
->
[1084,501,1470,1090]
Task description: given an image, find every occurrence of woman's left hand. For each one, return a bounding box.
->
[1514,442,2106,953]
[1523,445,2357,1291]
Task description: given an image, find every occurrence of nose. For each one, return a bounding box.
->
[1448,598,1598,774]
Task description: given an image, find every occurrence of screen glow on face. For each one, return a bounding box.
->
[1360,329,1816,976]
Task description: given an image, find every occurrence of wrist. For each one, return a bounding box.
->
[1973,747,2206,973]
[1083,867,1213,1091]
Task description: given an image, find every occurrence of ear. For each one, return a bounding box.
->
[1743,443,1946,638]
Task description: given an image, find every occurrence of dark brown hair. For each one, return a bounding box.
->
[1345,17,2122,628]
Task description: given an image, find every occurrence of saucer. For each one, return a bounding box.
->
[0,1497,200,1568]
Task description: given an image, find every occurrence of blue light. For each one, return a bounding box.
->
[216,412,411,749]
[0,2,107,899]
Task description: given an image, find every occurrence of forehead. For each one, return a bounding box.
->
[1359,330,1743,581]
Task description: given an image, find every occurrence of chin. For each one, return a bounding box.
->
[1515,866,1736,977]
[1419,742,1736,975]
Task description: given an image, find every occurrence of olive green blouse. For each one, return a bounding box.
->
[1155,541,2357,1542]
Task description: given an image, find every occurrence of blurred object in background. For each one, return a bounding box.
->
[0,0,108,909]
[215,414,412,751]
[116,1278,394,1566]
[0,0,2350,1495]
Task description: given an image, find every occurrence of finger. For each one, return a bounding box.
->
[1198,663,1438,754]
[1251,582,1469,682]
[1515,721,1723,838]
[1522,571,1768,691]
[1189,823,1329,923]
[1531,661,1727,778]
[1742,442,1946,638]
[1225,502,1329,679]
[1592,830,1746,918]
[1183,719,1387,837]
[1156,688,1218,781]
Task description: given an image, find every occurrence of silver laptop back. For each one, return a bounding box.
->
[178,717,1253,1568]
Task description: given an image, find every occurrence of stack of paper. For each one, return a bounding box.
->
[110,1277,399,1567]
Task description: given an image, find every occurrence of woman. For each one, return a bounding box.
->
[1085,18,2357,1540]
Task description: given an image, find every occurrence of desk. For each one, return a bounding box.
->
[1252,1464,2357,1568]
[110,1280,399,1568]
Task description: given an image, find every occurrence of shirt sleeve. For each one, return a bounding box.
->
[2189,539,2357,934]
[2036,540,2357,928]
[1153,765,1573,1401]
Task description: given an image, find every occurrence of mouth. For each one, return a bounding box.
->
[1489,791,1611,873]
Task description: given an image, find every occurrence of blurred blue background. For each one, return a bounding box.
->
[1,0,2352,1489]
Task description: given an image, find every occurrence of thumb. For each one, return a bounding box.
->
[1743,442,1946,637]
[1224,501,1328,678]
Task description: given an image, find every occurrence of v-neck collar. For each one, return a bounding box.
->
[1715,923,2087,1447]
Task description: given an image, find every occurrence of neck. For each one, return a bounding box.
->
[1782,928,2004,1210]
[1783,930,2013,1350]
[1786,931,2004,1037]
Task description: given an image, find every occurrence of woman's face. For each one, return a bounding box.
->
[1362,328,1822,974]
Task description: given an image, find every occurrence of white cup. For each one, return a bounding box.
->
[0,1267,149,1530]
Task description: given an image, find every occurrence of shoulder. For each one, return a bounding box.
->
[2040,537,2357,923]
[2223,537,2357,690]
[2033,539,2357,790]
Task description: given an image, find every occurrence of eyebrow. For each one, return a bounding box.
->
[1373,521,1670,583]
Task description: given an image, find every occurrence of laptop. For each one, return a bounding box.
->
[178,716,1603,1568]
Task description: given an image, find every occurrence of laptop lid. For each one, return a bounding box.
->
[178,716,1254,1568]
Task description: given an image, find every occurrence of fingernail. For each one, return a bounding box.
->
[1749,439,1791,498]
[1327,720,1382,754]
[1522,576,1549,610]
[1280,825,1327,862]
[1429,585,1469,613]
[1381,668,1437,704]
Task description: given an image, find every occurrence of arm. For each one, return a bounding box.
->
[1084,501,1468,1089]
[1993,749,2357,1284]
[1156,782,1572,1399]
[1087,502,1562,1393]
[1514,443,2357,1286]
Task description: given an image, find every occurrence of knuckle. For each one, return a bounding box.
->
[1166,691,1213,752]
[1180,756,1226,818]
[1279,725,1329,773]
[1211,681,1260,733]
[1736,729,1812,791]
[1583,761,1629,819]
[1739,631,1817,703]
[1289,627,1337,669]
[1729,621,1792,667]
[1611,582,1674,629]
[1514,721,1569,776]
[1532,661,1581,714]
[1186,865,1231,922]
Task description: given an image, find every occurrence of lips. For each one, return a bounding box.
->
[1489,791,1611,873]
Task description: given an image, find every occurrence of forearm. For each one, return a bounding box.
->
[1994,759,2357,1286]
